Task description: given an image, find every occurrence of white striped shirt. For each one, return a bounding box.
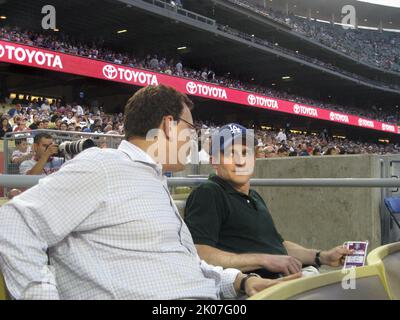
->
[0,140,240,300]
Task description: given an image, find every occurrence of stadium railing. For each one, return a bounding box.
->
[139,0,216,26]
[0,272,8,300]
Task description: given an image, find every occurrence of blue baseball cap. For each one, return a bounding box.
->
[210,123,257,157]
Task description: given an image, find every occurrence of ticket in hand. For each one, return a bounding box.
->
[343,241,369,269]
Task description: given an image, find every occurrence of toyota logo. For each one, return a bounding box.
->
[102,65,118,80]
[186,82,198,94]
[329,112,335,121]
[0,44,4,58]
[293,104,300,114]
[247,95,256,106]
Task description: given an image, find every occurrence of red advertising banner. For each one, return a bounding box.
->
[0,40,398,134]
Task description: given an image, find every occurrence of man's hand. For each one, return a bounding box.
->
[320,246,354,267]
[260,254,303,276]
[44,144,59,159]
[245,273,302,297]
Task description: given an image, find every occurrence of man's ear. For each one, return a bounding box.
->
[162,115,174,141]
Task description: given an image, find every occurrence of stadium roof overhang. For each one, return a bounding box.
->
[183,0,400,84]
[247,0,400,30]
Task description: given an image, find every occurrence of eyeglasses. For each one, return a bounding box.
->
[178,117,198,141]
[178,117,196,130]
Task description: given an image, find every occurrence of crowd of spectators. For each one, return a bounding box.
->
[193,120,400,159]
[0,98,124,140]
[1,99,399,166]
[1,25,400,125]
[226,0,400,73]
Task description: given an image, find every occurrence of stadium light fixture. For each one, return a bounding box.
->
[177,46,187,50]
[271,83,276,86]
[282,76,291,80]
[117,29,128,34]
[0,16,6,19]
[54,28,59,32]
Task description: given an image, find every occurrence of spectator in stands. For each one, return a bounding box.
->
[7,189,22,200]
[325,146,339,156]
[176,60,183,75]
[298,143,310,156]
[19,132,64,175]
[59,122,68,131]
[276,129,287,143]
[198,135,211,164]
[13,118,29,133]
[184,123,352,279]
[29,115,40,130]
[41,99,51,113]
[11,138,32,165]
[42,119,50,129]
[277,146,289,157]
[0,117,12,138]
[8,104,22,118]
[0,85,298,300]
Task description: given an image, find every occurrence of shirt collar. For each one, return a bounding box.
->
[209,173,252,196]
[118,140,163,175]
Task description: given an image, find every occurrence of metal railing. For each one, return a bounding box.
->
[1,175,400,189]
[140,0,216,26]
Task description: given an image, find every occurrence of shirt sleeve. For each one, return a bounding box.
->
[19,160,33,175]
[184,184,225,247]
[0,152,108,300]
[199,258,240,299]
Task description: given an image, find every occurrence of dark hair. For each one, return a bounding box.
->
[124,85,193,139]
[34,132,53,144]
[312,148,321,155]
[277,146,288,154]
[15,138,27,145]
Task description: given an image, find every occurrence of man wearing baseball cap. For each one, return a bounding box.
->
[185,123,352,279]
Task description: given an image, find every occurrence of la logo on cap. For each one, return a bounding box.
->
[228,124,241,134]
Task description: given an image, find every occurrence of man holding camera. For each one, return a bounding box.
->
[19,132,64,175]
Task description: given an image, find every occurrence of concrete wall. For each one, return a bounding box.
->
[250,155,382,252]
[176,154,400,252]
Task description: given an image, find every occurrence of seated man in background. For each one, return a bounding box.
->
[185,123,352,279]
[19,132,64,175]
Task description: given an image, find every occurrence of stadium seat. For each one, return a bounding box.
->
[0,273,7,300]
[248,265,390,300]
[367,242,400,300]
[384,197,400,231]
